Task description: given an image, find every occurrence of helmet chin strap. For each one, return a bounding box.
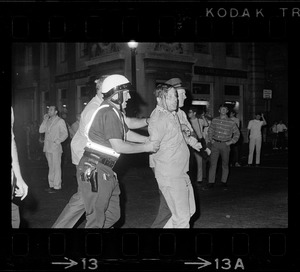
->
[109,92,125,112]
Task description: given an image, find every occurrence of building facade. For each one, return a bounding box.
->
[12,42,288,140]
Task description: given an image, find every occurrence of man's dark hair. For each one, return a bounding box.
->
[219,104,228,110]
[189,106,198,114]
[49,105,59,116]
[154,83,175,98]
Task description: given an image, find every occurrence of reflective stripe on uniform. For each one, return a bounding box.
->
[84,104,120,158]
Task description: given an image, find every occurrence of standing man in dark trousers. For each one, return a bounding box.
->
[78,74,159,228]
[204,104,240,189]
[52,76,151,228]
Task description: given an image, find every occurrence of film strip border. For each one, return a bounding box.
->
[1,230,295,271]
[0,2,299,41]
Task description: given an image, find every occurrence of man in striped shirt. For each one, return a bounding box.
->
[205,104,240,189]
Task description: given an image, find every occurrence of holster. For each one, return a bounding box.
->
[89,168,98,192]
[80,166,98,193]
[79,146,118,193]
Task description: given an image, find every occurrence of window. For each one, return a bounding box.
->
[61,89,67,99]
[44,91,49,101]
[226,43,240,57]
[80,86,89,97]
[58,88,68,115]
[224,85,240,96]
[79,43,88,58]
[77,85,90,113]
[194,43,210,54]
[58,43,66,62]
[192,83,210,95]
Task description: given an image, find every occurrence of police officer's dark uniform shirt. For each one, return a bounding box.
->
[88,101,129,149]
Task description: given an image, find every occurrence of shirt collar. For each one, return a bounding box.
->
[95,94,103,104]
[156,105,175,115]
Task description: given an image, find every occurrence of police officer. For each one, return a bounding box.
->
[52,75,152,228]
[78,74,159,228]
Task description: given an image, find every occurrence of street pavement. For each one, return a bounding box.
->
[17,144,288,229]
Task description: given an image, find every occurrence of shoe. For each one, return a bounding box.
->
[245,164,252,167]
[221,182,228,189]
[235,162,241,167]
[45,187,54,192]
[48,188,61,193]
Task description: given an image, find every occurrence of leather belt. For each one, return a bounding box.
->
[83,149,117,169]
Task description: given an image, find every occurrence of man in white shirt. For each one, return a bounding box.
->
[247,112,267,166]
[39,106,68,192]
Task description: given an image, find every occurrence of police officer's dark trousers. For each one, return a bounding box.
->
[78,155,121,228]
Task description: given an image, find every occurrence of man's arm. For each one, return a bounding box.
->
[55,120,68,144]
[207,119,215,142]
[185,135,202,151]
[126,130,149,143]
[227,123,240,145]
[39,114,48,133]
[124,116,148,129]
[12,138,28,200]
[261,113,267,126]
[109,138,159,154]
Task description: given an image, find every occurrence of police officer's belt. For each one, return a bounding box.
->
[83,147,117,169]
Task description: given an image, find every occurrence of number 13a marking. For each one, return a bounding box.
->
[215,258,245,270]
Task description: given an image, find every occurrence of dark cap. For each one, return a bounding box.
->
[165,78,185,89]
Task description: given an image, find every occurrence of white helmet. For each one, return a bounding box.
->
[102,74,133,104]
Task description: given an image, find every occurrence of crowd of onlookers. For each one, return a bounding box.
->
[17,113,288,166]
[269,120,288,150]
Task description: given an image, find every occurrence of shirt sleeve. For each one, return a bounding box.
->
[207,119,216,141]
[231,122,240,144]
[148,112,165,144]
[39,120,47,133]
[247,121,252,130]
[58,119,68,143]
[181,111,193,132]
[103,110,125,140]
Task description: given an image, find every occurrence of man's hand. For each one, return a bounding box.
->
[205,148,211,156]
[181,124,191,137]
[147,140,160,153]
[225,140,232,146]
[15,178,28,201]
[43,114,49,121]
[193,142,202,152]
